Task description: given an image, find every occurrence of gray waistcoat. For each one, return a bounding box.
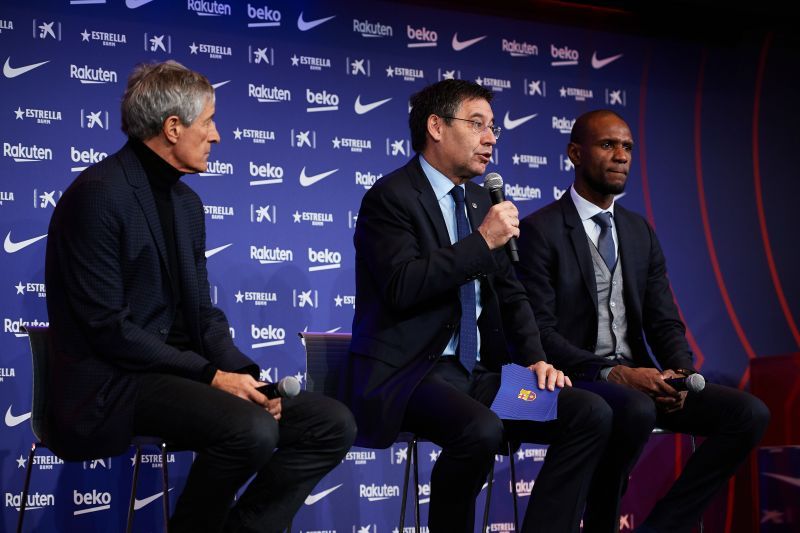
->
[588,239,633,362]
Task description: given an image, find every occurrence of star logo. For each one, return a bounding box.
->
[15,282,25,295]
[512,154,520,165]
[38,22,55,39]
[516,448,525,461]
[233,128,242,140]
[295,130,311,148]
[17,455,26,468]
[253,47,269,64]
[528,80,543,96]
[350,58,365,75]
[294,371,305,385]
[290,54,299,66]
[331,137,341,149]
[189,42,198,54]
[292,211,302,223]
[14,107,24,120]
[234,291,244,303]
[334,294,343,307]
[81,29,90,42]
[442,69,455,80]
[429,450,440,462]
[475,77,484,85]
[149,34,166,52]
[559,86,567,98]
[390,139,406,156]
[385,65,394,77]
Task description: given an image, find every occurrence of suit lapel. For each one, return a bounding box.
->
[119,144,172,283]
[464,181,489,233]
[408,157,451,248]
[561,192,598,310]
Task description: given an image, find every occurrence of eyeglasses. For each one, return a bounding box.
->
[439,116,501,140]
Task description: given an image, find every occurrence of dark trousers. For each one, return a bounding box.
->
[402,359,612,533]
[576,380,770,533]
[132,374,356,533]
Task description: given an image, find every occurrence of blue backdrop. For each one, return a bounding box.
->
[1,0,797,531]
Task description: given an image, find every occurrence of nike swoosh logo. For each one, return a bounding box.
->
[297,12,335,31]
[212,80,230,89]
[126,0,156,7]
[299,167,338,187]
[591,52,623,69]
[5,406,32,427]
[354,95,392,115]
[4,232,47,253]
[134,488,172,510]
[503,111,538,130]
[452,33,486,51]
[305,483,342,505]
[205,243,233,258]
[3,58,50,79]
[763,473,800,488]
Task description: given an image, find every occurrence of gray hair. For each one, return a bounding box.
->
[121,60,214,141]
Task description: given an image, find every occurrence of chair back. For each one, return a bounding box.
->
[23,326,51,442]
[299,332,352,397]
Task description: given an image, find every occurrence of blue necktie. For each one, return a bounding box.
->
[592,212,616,271]
[450,186,478,375]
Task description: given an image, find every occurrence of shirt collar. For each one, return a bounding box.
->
[420,154,463,201]
[570,184,616,221]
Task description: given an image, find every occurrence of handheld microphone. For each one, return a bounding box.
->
[257,376,301,399]
[664,373,705,393]
[483,173,519,263]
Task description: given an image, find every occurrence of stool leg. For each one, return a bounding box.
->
[412,441,420,533]
[398,439,414,533]
[127,446,142,533]
[16,442,38,533]
[509,443,519,533]
[161,443,170,532]
[482,458,495,532]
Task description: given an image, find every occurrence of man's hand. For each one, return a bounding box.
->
[607,366,680,400]
[264,397,282,421]
[655,369,687,413]
[211,370,268,407]
[477,201,519,250]
[528,361,572,391]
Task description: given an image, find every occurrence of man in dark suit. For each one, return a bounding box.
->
[344,79,612,532]
[515,109,770,532]
[45,61,355,533]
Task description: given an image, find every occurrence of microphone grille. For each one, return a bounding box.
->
[484,173,503,191]
[686,373,705,393]
[279,376,302,398]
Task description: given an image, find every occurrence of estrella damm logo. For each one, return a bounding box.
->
[517,389,537,401]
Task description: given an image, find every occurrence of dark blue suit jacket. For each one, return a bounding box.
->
[344,157,546,448]
[515,190,695,382]
[45,142,254,460]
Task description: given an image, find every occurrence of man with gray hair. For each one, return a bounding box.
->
[45,61,356,532]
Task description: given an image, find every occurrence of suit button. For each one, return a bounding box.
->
[159,328,168,335]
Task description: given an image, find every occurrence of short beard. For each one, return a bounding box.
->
[585,172,626,196]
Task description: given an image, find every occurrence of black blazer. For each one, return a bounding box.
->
[45,143,254,460]
[344,157,545,449]
[515,190,695,382]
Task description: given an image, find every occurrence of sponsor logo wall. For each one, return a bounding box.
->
[1,0,795,531]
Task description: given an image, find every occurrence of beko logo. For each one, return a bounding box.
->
[251,324,286,348]
[247,4,281,27]
[550,44,579,66]
[406,25,437,48]
[249,161,284,186]
[70,146,107,172]
[73,490,111,515]
[307,248,342,272]
[306,89,339,112]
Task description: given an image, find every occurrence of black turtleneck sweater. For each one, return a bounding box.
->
[129,140,194,352]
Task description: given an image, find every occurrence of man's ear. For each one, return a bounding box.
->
[567,142,581,167]
[427,114,443,143]
[162,115,182,144]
